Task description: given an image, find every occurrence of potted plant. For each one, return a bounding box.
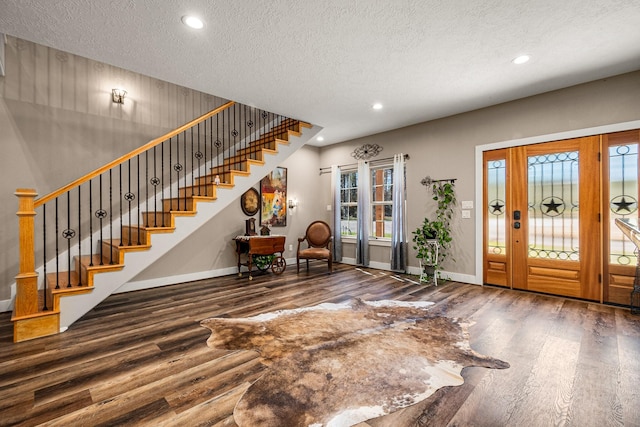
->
[412,181,456,283]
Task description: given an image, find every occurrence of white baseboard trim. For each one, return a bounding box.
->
[339,258,479,285]
[405,266,479,285]
[116,257,300,294]
[115,266,240,294]
[0,298,13,313]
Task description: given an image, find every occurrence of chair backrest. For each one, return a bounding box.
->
[305,221,332,248]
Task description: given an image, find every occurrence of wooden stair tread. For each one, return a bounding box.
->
[103,239,152,250]
[76,254,125,269]
[169,210,197,216]
[11,304,59,321]
[46,270,79,286]
[141,225,176,232]
[162,195,216,203]
[125,223,175,233]
[45,272,93,297]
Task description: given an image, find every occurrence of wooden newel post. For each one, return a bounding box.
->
[15,188,39,317]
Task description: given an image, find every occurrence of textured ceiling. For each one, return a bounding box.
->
[1,0,639,146]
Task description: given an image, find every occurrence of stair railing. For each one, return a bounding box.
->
[14,100,298,318]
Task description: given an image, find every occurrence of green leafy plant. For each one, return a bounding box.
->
[412,181,456,269]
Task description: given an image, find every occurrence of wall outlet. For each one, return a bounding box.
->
[289,244,293,251]
[462,210,471,219]
[327,204,332,211]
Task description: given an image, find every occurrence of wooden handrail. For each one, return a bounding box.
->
[615,218,640,249]
[34,101,235,208]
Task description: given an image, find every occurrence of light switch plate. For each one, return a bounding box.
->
[461,200,474,209]
[462,210,471,219]
[327,205,332,211]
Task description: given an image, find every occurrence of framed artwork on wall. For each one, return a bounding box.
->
[241,187,260,216]
[261,167,287,227]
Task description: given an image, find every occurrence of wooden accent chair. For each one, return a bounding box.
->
[297,220,333,273]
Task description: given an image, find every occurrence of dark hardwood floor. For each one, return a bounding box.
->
[1,263,639,426]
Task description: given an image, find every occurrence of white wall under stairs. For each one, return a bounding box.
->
[58,124,322,331]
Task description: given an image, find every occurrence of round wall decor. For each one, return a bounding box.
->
[241,187,260,216]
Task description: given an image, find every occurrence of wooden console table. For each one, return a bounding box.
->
[234,235,287,280]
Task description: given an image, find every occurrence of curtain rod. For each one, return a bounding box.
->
[319,154,409,174]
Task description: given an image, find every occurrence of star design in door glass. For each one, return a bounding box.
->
[611,195,637,214]
[489,199,505,215]
[541,197,565,217]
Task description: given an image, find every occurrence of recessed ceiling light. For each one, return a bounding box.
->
[182,15,204,29]
[512,55,530,65]
[372,103,383,110]
[317,136,325,142]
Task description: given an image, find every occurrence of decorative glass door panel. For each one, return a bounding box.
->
[603,130,640,305]
[527,151,580,261]
[483,151,509,287]
[487,159,507,256]
[608,143,638,265]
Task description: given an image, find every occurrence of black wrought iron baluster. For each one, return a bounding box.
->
[213,113,218,186]
[183,130,187,209]
[228,108,231,172]
[145,150,149,228]
[126,159,132,245]
[169,137,173,214]
[174,134,180,211]
[109,169,114,265]
[153,145,158,227]
[161,140,166,227]
[183,130,188,208]
[137,154,141,245]
[99,174,104,265]
[119,164,123,248]
[204,120,209,195]
[191,126,195,196]
[261,109,268,157]
[77,186,82,286]
[55,198,59,289]
[42,204,48,310]
[253,107,257,157]
[243,104,247,155]
[216,109,229,182]
[196,122,202,196]
[232,104,237,163]
[89,179,93,266]
[66,192,72,288]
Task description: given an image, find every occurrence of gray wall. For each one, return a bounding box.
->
[319,70,640,277]
[0,36,227,301]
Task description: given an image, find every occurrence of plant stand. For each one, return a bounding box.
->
[418,239,439,285]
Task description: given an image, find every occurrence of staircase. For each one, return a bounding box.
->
[12,101,319,342]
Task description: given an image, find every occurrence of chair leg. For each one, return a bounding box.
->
[306,259,309,271]
[297,256,300,273]
[328,257,332,273]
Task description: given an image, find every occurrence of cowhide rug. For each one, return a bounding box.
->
[200,299,509,427]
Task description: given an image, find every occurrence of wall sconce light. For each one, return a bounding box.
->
[288,198,298,209]
[112,88,127,104]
